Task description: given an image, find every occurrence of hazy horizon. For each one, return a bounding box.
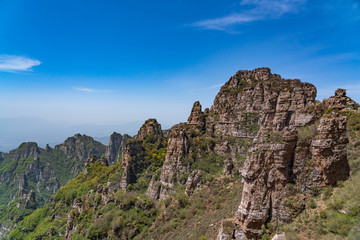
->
[1,0,359,152]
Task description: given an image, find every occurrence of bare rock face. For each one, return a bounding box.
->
[185,170,202,196]
[55,134,106,164]
[120,119,162,191]
[207,68,317,139]
[10,142,40,160]
[187,101,206,127]
[105,132,130,165]
[135,118,162,140]
[225,70,353,239]
[119,139,144,190]
[16,190,36,210]
[324,88,358,110]
[158,123,191,198]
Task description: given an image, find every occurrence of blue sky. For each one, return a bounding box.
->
[0,0,360,151]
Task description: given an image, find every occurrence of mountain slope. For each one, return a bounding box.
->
[0,134,107,238]
[7,68,360,240]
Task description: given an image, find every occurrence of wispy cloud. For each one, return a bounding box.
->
[188,83,223,92]
[192,0,306,31]
[0,54,41,72]
[73,87,115,93]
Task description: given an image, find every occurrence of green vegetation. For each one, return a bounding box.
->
[0,138,106,236]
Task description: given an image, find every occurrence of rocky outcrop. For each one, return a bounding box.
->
[55,134,106,164]
[16,190,36,210]
[84,155,109,175]
[324,88,358,110]
[135,119,162,140]
[120,119,163,190]
[188,101,206,128]
[185,170,202,196]
[158,123,191,198]
[215,69,354,239]
[9,142,40,160]
[105,132,130,165]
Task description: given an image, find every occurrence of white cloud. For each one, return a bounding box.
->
[193,14,257,30]
[188,83,223,92]
[193,0,306,30]
[73,87,115,93]
[74,87,96,93]
[0,54,41,72]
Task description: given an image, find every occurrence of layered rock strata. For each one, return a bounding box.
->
[213,69,354,239]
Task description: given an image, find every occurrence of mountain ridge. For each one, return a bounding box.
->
[4,68,360,240]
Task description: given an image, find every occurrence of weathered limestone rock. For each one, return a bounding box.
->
[146,176,162,199]
[324,88,358,110]
[158,124,191,198]
[10,142,40,160]
[207,68,316,138]
[187,101,205,128]
[312,114,349,185]
[119,139,144,190]
[228,73,354,238]
[135,118,162,140]
[185,170,202,196]
[105,132,130,165]
[120,119,163,191]
[16,190,36,210]
[55,134,106,163]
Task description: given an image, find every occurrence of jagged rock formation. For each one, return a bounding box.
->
[6,68,359,240]
[11,142,40,160]
[120,119,164,191]
[55,134,106,165]
[0,135,107,237]
[157,123,191,198]
[188,101,206,129]
[135,118,163,139]
[105,132,130,165]
[213,70,354,239]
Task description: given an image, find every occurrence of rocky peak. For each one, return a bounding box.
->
[105,132,130,165]
[135,118,162,139]
[54,133,106,163]
[324,88,359,110]
[187,101,205,126]
[207,68,317,139]
[225,77,353,239]
[10,142,40,160]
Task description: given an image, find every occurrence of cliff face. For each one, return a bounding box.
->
[213,69,354,239]
[120,119,165,191]
[105,132,130,165]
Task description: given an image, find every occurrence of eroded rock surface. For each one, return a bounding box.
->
[105,132,130,165]
[220,69,354,239]
[120,119,163,190]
